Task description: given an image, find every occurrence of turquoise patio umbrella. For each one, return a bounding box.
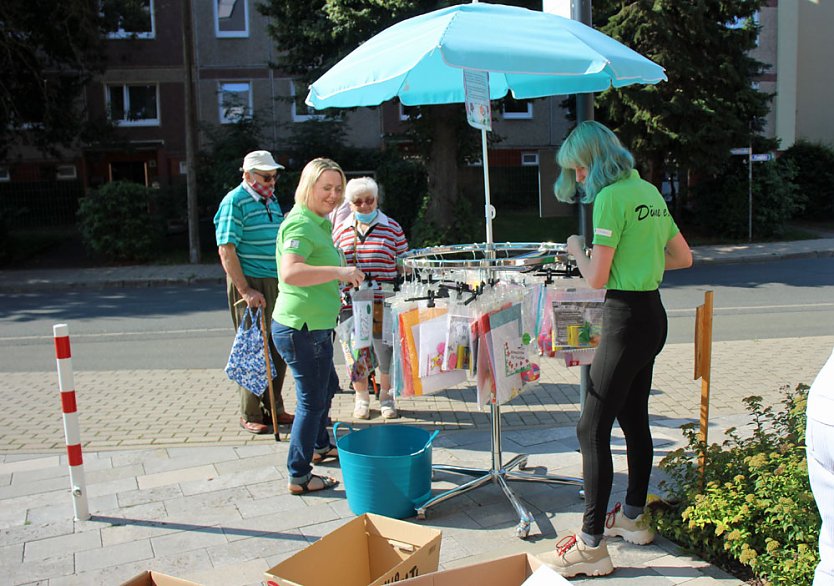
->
[306,2,667,242]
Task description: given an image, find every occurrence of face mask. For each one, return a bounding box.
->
[247,178,274,200]
[354,210,378,224]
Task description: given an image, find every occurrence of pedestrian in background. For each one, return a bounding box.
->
[549,121,692,577]
[808,346,834,585]
[333,177,408,420]
[272,158,364,494]
[214,150,293,435]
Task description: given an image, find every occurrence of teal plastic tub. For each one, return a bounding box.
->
[334,422,438,519]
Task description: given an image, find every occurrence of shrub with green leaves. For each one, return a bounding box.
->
[653,386,819,584]
[780,140,834,220]
[77,181,165,262]
[692,156,800,240]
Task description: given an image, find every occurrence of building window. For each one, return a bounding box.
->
[291,81,325,122]
[218,81,252,123]
[56,165,78,180]
[106,84,160,126]
[521,152,539,167]
[0,167,9,182]
[103,0,155,39]
[215,0,248,38]
[502,96,533,120]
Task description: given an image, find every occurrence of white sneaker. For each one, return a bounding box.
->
[379,400,398,419]
[546,533,614,577]
[604,502,656,545]
[353,399,370,419]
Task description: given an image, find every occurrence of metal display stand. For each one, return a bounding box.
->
[399,242,584,538]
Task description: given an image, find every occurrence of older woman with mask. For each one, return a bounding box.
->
[333,177,408,420]
[272,158,364,495]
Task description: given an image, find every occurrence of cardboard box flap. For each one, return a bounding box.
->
[265,514,441,586]
[396,552,555,586]
[120,570,202,586]
[268,516,372,586]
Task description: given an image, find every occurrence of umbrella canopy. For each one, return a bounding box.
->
[307,2,666,109]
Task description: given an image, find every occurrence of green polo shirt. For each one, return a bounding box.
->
[592,170,679,291]
[274,204,344,330]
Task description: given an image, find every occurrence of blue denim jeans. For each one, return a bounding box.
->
[272,322,339,484]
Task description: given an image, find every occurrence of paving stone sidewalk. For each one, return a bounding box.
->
[1,238,832,585]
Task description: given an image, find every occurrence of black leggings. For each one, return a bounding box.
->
[578,289,668,536]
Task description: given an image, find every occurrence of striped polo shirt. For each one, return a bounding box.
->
[214,182,284,278]
[333,210,408,300]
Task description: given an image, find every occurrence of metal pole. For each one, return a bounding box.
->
[481,129,494,245]
[573,0,594,410]
[182,0,201,263]
[53,324,90,521]
[748,140,753,242]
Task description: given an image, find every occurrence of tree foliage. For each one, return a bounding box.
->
[593,0,772,193]
[0,1,108,156]
[779,140,834,220]
[257,0,537,238]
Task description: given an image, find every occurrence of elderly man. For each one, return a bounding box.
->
[214,150,293,434]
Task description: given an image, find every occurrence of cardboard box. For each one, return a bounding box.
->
[264,513,442,586]
[395,552,567,586]
[120,570,202,586]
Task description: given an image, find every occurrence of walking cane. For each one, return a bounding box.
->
[260,309,281,442]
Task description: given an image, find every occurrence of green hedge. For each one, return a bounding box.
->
[652,386,819,584]
[77,181,166,263]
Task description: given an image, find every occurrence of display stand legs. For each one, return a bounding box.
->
[416,403,583,538]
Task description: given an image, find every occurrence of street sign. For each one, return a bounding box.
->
[730,147,750,155]
[751,153,774,162]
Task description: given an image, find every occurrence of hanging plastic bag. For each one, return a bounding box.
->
[351,281,375,350]
[224,307,276,397]
[336,314,378,383]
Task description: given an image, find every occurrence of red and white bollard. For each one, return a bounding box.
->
[53,324,90,521]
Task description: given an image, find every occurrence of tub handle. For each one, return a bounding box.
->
[424,430,440,450]
[333,421,354,444]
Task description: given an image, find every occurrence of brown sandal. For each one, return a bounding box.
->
[311,446,339,464]
[288,474,339,495]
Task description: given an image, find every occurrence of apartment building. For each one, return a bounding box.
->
[2,0,830,228]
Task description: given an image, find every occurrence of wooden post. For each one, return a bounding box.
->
[694,290,714,488]
[260,310,281,442]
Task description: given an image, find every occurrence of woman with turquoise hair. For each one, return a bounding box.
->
[548,121,692,577]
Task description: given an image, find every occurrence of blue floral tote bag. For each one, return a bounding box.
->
[224,307,276,396]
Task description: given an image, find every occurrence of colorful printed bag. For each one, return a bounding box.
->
[224,307,276,396]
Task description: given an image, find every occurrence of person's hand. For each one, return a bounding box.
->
[241,288,266,308]
[567,234,586,258]
[340,266,365,288]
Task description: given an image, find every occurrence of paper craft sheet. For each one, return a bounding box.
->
[399,305,449,396]
[488,303,527,404]
[476,312,495,405]
[443,312,472,371]
[419,314,449,377]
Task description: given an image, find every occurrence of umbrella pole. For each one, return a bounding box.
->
[480,128,494,246]
[260,309,281,442]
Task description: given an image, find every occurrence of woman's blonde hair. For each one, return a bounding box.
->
[294,158,346,207]
[554,121,634,204]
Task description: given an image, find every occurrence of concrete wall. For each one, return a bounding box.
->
[795,0,834,146]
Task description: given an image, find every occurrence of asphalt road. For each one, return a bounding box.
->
[0,256,832,372]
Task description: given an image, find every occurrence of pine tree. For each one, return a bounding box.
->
[593,0,771,204]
